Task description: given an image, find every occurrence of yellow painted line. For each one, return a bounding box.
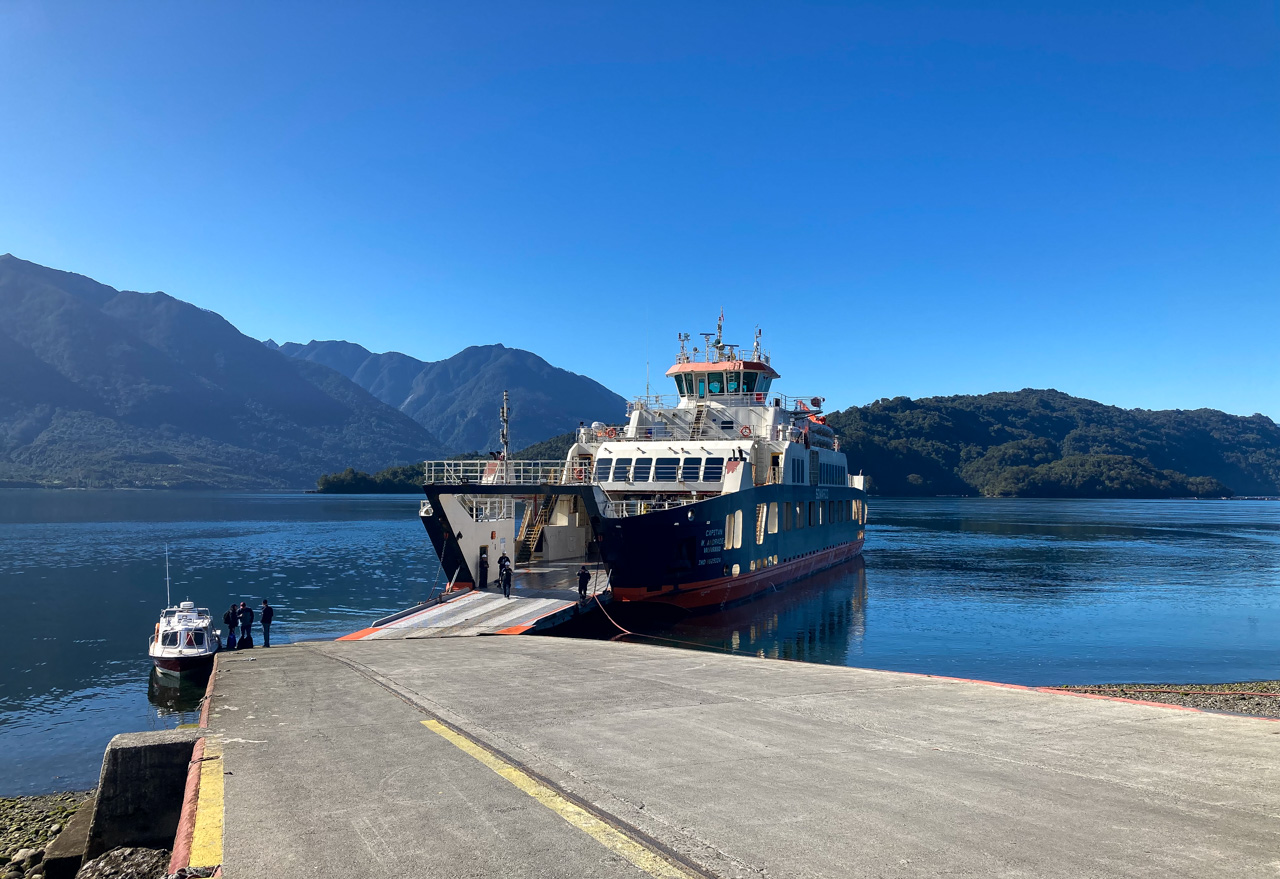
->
[189,737,224,868]
[421,720,700,878]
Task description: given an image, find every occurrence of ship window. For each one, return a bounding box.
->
[654,458,679,481]
[755,504,767,545]
[724,513,734,550]
[758,377,772,394]
[732,563,740,577]
[612,458,632,482]
[767,502,778,534]
[680,457,701,481]
[782,502,791,531]
[726,372,740,393]
[595,458,612,481]
[743,372,759,392]
[697,377,706,398]
[808,501,816,527]
[161,631,178,647]
[633,458,653,481]
[733,510,743,548]
[192,631,205,646]
[794,502,804,529]
[702,458,724,482]
[708,372,725,394]
[673,374,687,395]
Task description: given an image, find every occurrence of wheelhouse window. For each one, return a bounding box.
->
[673,374,687,395]
[633,458,653,481]
[726,372,740,393]
[192,631,205,647]
[161,631,178,647]
[742,372,759,392]
[680,457,701,481]
[612,458,633,482]
[654,458,679,481]
[595,458,612,481]
[702,457,725,482]
[697,377,706,398]
[708,372,724,394]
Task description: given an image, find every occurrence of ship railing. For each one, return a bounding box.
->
[466,497,515,522]
[422,459,577,486]
[603,497,701,518]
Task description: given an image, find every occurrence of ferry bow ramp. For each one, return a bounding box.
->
[198,637,1279,877]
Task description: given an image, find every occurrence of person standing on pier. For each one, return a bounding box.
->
[578,565,591,602]
[498,551,510,576]
[260,599,274,648]
[501,565,512,599]
[224,604,239,649]
[239,601,255,646]
[478,556,489,589]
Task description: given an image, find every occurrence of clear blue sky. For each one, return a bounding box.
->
[1,1,1276,416]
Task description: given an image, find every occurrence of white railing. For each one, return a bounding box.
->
[604,497,701,518]
[422,460,591,486]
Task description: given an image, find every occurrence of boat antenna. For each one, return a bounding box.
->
[645,361,650,398]
[165,544,171,607]
[499,390,510,481]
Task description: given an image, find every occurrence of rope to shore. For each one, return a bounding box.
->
[590,592,781,660]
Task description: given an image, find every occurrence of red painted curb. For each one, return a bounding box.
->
[168,735,205,874]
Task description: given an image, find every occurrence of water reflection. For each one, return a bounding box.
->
[146,668,207,724]
[617,559,868,665]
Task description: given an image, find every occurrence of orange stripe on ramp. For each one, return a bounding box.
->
[337,627,383,641]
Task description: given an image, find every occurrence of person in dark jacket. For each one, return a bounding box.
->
[260,599,274,648]
[497,552,510,575]
[578,566,591,601]
[501,565,512,599]
[239,601,255,645]
[223,605,239,649]
[478,557,489,589]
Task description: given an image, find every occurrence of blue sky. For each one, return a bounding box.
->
[1,1,1276,416]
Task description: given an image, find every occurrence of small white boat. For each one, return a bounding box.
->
[147,549,220,677]
[149,601,221,676]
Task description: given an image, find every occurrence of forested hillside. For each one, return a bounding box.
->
[826,390,1280,498]
[0,255,445,488]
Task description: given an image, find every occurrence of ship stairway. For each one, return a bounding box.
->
[516,496,557,564]
[690,403,707,439]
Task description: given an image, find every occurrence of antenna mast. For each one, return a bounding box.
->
[165,544,171,607]
[499,390,511,479]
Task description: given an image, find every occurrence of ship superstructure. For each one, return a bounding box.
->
[417,317,867,610]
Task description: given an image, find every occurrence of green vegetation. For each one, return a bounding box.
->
[315,464,425,494]
[826,389,1280,498]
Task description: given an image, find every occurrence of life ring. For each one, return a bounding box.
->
[605,427,617,438]
[574,467,585,481]
[739,425,752,438]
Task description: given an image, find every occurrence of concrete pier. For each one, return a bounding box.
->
[201,638,1279,877]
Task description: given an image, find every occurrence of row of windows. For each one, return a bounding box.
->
[819,463,847,486]
[159,630,206,647]
[673,371,774,398]
[597,456,725,483]
[724,499,866,550]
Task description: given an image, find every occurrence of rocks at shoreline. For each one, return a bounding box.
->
[75,847,169,879]
[1,791,93,877]
[1053,680,1280,718]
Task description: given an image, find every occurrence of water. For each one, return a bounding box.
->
[0,492,1277,795]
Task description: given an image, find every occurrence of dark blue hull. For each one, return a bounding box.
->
[599,483,866,609]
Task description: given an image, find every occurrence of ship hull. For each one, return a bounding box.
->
[599,482,867,611]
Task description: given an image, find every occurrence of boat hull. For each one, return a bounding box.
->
[600,482,867,611]
[152,652,216,676]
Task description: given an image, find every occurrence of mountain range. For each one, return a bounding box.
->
[0,255,622,489]
[268,339,625,453]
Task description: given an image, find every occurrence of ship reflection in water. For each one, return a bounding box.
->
[607,557,868,664]
[146,667,208,725]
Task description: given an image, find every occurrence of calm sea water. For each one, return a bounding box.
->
[0,491,1277,795]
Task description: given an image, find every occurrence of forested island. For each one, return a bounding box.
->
[318,390,1280,499]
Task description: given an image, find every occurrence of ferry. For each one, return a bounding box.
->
[417,317,867,610]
